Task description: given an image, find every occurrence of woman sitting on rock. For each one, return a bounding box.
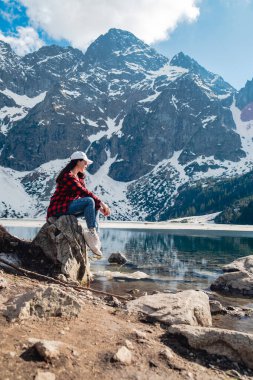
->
[47,151,111,257]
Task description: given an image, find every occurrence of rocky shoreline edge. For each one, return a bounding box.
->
[1,253,253,380]
[1,218,253,380]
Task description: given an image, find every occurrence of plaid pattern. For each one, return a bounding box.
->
[47,172,101,219]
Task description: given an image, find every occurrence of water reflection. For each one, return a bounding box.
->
[99,230,253,287]
[4,225,253,334]
[5,226,253,293]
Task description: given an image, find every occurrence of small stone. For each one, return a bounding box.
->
[35,371,56,380]
[104,295,122,307]
[127,289,140,296]
[59,330,65,335]
[209,300,226,314]
[108,253,127,265]
[226,369,243,379]
[159,348,174,360]
[56,274,67,282]
[0,276,8,289]
[72,350,79,357]
[29,339,62,361]
[125,340,134,350]
[149,360,158,368]
[132,329,147,340]
[9,351,16,358]
[113,346,132,365]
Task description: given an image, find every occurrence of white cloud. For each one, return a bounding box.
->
[19,0,200,50]
[0,26,44,55]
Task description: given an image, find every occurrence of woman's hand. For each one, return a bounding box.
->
[100,202,111,217]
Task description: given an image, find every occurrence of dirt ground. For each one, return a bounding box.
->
[0,271,252,380]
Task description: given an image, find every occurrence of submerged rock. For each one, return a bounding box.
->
[223,255,253,273]
[211,255,253,296]
[95,270,150,280]
[168,324,253,369]
[209,299,252,317]
[127,290,212,327]
[209,300,226,314]
[108,253,127,265]
[4,286,81,321]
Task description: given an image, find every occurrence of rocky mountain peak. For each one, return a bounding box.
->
[171,51,234,96]
[83,28,168,70]
[0,40,13,54]
[0,40,21,68]
[170,52,200,70]
[22,44,84,68]
[0,29,252,221]
[236,78,253,110]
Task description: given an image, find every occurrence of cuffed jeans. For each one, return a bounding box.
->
[66,197,99,230]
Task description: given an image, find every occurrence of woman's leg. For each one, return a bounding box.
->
[67,197,97,229]
[95,210,99,232]
[67,197,102,257]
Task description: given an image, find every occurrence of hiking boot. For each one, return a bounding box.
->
[83,228,102,258]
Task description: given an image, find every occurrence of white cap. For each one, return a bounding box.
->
[70,151,93,165]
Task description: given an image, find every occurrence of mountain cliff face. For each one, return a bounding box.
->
[0,28,253,220]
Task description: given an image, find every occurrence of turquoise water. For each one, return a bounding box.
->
[5,226,253,293]
[4,225,253,333]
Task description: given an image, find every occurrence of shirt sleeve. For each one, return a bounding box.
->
[65,173,102,209]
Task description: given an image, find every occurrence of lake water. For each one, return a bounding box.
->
[5,225,253,293]
[4,225,253,333]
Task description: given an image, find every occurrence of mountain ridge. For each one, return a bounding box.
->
[0,28,253,220]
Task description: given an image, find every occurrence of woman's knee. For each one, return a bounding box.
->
[84,197,95,207]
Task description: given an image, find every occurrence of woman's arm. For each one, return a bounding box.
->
[66,173,102,209]
[100,201,111,216]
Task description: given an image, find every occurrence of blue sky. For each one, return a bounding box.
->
[155,0,253,89]
[0,0,252,89]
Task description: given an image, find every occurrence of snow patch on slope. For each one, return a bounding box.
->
[87,151,133,220]
[1,89,47,108]
[0,166,36,217]
[88,117,124,143]
[231,99,253,159]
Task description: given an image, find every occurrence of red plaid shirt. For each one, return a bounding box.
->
[47,172,101,219]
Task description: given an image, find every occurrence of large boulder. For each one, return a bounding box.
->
[4,286,82,321]
[223,255,253,273]
[33,215,90,282]
[127,290,212,327]
[168,324,253,369]
[211,255,253,296]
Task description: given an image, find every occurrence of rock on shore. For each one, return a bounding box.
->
[211,255,253,295]
[127,290,212,327]
[168,324,253,370]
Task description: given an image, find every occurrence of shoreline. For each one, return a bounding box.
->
[1,218,253,237]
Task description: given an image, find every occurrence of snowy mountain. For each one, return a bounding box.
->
[0,28,253,220]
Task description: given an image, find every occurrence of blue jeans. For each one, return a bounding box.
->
[67,197,99,230]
